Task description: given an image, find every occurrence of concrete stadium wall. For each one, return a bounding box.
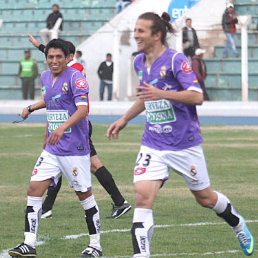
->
[77,0,227,101]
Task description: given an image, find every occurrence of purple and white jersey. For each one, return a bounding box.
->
[41,66,90,156]
[134,48,203,151]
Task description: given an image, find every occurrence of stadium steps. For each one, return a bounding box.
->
[0,19,109,33]
[214,45,258,58]
[204,0,258,101]
[0,0,116,99]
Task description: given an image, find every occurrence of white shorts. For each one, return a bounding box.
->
[31,150,91,192]
[133,145,210,191]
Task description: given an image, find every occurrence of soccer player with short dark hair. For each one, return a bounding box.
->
[9,39,102,257]
[21,34,131,220]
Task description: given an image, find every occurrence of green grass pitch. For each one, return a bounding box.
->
[0,123,258,258]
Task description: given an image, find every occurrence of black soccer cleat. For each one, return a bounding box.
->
[8,243,36,257]
[41,209,52,219]
[105,200,131,219]
[81,246,102,257]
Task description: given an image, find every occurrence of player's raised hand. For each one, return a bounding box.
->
[136,81,164,100]
[27,33,40,48]
[107,118,128,140]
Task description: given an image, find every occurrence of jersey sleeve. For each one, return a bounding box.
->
[71,71,89,106]
[71,63,84,73]
[172,53,203,93]
[40,71,47,96]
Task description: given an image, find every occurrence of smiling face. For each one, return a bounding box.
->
[46,48,68,77]
[134,19,160,53]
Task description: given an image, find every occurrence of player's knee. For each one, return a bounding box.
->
[76,190,92,201]
[135,195,153,208]
[27,185,39,196]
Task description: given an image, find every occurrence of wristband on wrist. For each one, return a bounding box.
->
[27,105,34,113]
[38,44,45,53]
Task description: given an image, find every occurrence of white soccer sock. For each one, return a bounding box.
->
[132,208,154,257]
[80,195,101,250]
[24,196,43,248]
[212,191,242,232]
[80,195,96,210]
[212,191,229,214]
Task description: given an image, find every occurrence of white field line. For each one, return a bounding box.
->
[64,219,258,240]
[102,249,241,257]
[1,220,257,257]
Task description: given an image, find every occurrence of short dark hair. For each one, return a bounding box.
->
[186,18,192,22]
[65,41,76,55]
[106,53,112,58]
[76,50,82,57]
[52,4,59,9]
[45,39,69,58]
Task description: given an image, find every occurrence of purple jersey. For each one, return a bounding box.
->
[133,48,203,151]
[41,66,90,156]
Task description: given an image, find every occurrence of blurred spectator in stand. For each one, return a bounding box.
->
[40,4,63,45]
[116,0,134,14]
[97,53,113,101]
[75,50,86,68]
[222,2,239,58]
[18,49,38,100]
[182,18,200,60]
[192,48,209,101]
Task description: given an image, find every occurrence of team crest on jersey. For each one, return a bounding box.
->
[72,168,78,177]
[190,166,197,176]
[76,78,88,89]
[134,167,146,175]
[181,61,192,74]
[160,66,166,79]
[62,82,68,94]
[42,86,46,96]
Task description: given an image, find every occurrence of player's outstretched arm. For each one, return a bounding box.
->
[27,33,40,48]
[21,100,46,119]
[107,98,145,140]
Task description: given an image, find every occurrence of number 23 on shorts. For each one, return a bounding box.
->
[136,153,152,167]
